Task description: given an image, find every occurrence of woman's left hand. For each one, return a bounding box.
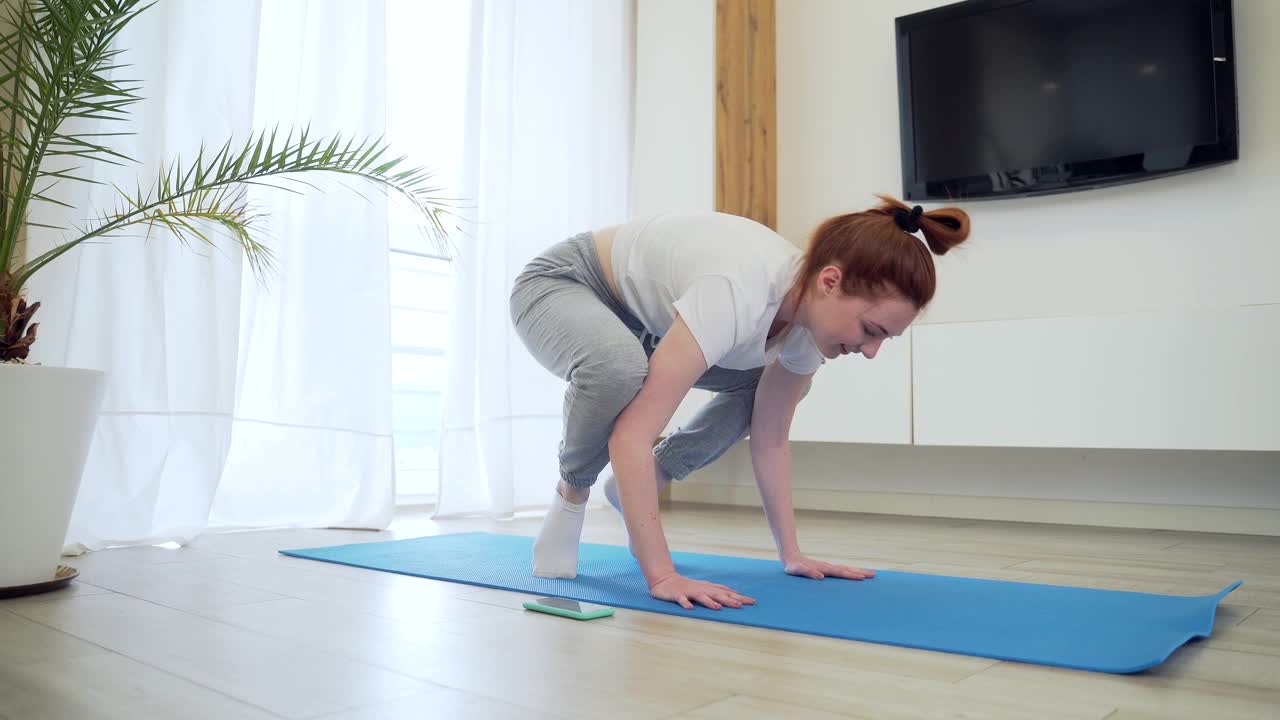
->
[782,552,876,581]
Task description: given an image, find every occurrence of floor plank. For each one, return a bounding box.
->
[958,659,1280,720]
[307,685,567,720]
[1,502,1275,719]
[0,653,280,720]
[7,593,428,719]
[670,694,865,720]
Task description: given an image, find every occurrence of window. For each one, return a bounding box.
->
[386,0,471,503]
[389,251,452,502]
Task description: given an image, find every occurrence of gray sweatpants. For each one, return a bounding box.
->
[509,231,762,489]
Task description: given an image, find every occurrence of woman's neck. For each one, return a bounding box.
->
[769,286,803,338]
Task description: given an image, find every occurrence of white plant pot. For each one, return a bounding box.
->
[0,364,105,588]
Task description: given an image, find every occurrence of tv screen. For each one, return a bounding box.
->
[896,0,1238,201]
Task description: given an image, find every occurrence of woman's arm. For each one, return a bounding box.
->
[749,361,875,580]
[748,360,812,559]
[610,315,756,610]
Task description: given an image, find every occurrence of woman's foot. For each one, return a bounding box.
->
[532,481,588,578]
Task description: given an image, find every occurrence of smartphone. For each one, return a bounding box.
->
[522,596,615,620]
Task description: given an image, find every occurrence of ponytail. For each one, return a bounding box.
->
[791,195,971,309]
[873,194,969,256]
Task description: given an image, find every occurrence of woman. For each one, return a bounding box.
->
[509,195,970,610]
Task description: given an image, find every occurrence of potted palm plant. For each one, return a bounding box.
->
[0,0,455,595]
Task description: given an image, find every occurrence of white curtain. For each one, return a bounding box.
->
[436,0,635,517]
[24,0,396,548]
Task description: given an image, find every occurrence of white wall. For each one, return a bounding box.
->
[631,0,714,218]
[634,0,1280,529]
[776,0,1280,324]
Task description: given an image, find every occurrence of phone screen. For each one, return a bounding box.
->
[535,596,606,613]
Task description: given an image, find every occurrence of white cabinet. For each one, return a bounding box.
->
[912,306,1280,451]
[669,306,1279,451]
[789,329,912,444]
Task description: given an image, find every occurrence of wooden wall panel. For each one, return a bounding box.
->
[716,0,776,229]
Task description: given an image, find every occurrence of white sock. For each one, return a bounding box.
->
[602,467,669,556]
[532,489,587,579]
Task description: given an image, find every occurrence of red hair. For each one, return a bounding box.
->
[791,194,970,309]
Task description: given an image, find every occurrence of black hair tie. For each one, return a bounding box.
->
[893,205,924,233]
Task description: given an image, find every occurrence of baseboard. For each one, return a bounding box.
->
[669,483,1280,536]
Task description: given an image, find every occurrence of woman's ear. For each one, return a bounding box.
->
[817,265,843,296]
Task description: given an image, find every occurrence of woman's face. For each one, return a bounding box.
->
[803,266,918,360]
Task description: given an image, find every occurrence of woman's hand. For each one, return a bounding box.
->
[649,572,757,610]
[782,552,876,581]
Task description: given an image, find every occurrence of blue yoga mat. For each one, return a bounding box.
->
[280,531,1240,673]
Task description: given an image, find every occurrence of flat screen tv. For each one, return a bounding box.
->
[895,0,1238,201]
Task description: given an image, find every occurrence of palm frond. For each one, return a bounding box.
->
[1,0,149,273]
[12,128,461,291]
[138,197,277,279]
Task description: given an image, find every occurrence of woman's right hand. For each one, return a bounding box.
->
[649,573,756,610]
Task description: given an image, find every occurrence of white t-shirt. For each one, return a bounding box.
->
[608,211,825,375]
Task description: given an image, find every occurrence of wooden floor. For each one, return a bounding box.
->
[2,503,1278,719]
